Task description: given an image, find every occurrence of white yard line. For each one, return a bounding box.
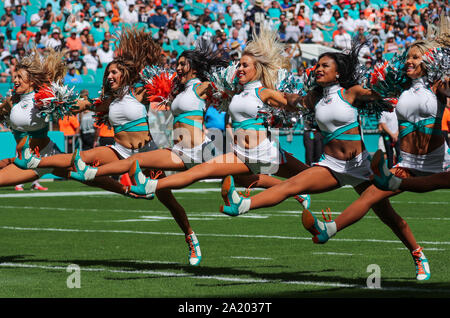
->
[1,225,449,245]
[0,261,448,293]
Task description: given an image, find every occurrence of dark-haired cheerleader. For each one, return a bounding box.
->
[219,33,429,280]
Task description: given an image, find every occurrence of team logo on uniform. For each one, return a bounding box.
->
[324,97,332,104]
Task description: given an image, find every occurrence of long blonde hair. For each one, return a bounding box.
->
[15,47,67,89]
[242,28,290,90]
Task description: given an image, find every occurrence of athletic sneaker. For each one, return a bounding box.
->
[127,160,157,199]
[69,149,98,181]
[14,185,24,191]
[185,232,202,266]
[294,194,311,210]
[411,247,431,281]
[13,136,41,170]
[220,175,250,216]
[301,209,336,244]
[371,149,402,191]
[31,183,48,191]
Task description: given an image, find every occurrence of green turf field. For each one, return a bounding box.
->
[0,180,449,298]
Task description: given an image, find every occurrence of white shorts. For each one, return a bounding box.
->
[314,150,372,187]
[397,143,450,174]
[110,140,158,159]
[30,140,63,177]
[171,136,217,169]
[232,138,287,175]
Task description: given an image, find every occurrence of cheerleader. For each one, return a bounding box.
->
[0,48,91,188]
[126,29,311,208]
[13,29,203,266]
[220,39,429,280]
[300,19,450,281]
[67,41,229,184]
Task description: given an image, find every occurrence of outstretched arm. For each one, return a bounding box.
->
[259,89,320,112]
[344,85,381,105]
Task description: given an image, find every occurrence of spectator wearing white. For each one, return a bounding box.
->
[354,11,372,32]
[230,0,245,22]
[30,8,46,28]
[312,4,332,28]
[97,39,114,65]
[83,47,102,72]
[285,18,301,43]
[323,1,334,22]
[45,28,62,49]
[333,24,352,50]
[121,3,139,24]
[64,11,91,34]
[229,19,248,44]
[166,19,182,42]
[338,10,356,33]
[178,24,196,48]
[310,21,325,45]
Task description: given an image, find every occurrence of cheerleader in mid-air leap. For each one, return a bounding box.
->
[301,14,450,281]
[219,34,429,280]
[13,28,203,266]
[125,28,311,209]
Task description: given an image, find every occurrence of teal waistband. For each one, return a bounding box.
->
[232,118,266,131]
[173,110,204,129]
[398,118,442,138]
[321,121,361,145]
[12,126,49,142]
[113,117,149,134]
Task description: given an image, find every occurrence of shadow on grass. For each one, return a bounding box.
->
[1,255,449,298]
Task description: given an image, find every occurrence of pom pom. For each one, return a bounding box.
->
[206,62,242,112]
[89,97,111,127]
[34,84,56,109]
[35,82,79,122]
[257,69,306,129]
[368,50,409,98]
[140,66,176,109]
[422,47,450,84]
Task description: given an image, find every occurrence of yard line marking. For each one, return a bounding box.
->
[313,252,358,256]
[1,205,450,222]
[0,262,449,293]
[0,189,448,206]
[230,256,272,260]
[1,225,450,245]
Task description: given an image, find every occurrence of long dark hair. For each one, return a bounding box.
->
[172,39,229,94]
[319,38,367,89]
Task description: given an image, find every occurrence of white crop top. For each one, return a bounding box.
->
[228,80,265,123]
[171,78,205,116]
[9,91,47,133]
[315,84,360,144]
[108,90,148,127]
[396,77,443,123]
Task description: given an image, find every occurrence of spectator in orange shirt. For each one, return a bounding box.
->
[16,24,35,44]
[65,30,83,52]
[58,115,80,153]
[94,123,114,148]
